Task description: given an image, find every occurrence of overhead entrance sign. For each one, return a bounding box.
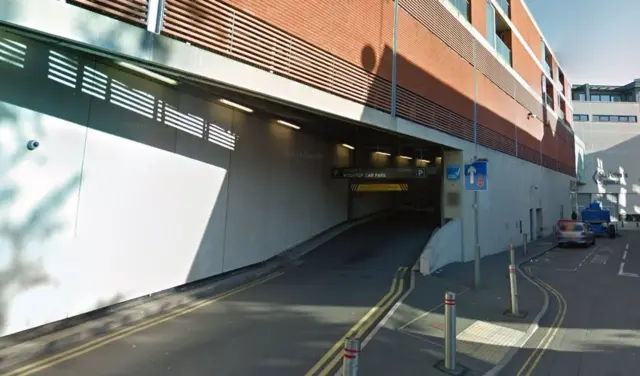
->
[464,160,488,191]
[350,183,408,192]
[331,167,428,179]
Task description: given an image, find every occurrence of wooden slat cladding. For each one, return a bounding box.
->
[478,125,516,156]
[517,142,539,165]
[396,86,474,142]
[161,0,392,112]
[68,0,148,26]
[399,0,543,120]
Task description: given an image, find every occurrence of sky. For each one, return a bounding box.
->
[526,0,639,86]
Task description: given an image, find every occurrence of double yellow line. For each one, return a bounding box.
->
[2,272,284,376]
[516,278,567,376]
[305,266,409,376]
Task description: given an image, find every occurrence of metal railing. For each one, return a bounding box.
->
[496,0,510,16]
[448,0,471,21]
[67,0,148,26]
[545,94,553,108]
[495,36,511,66]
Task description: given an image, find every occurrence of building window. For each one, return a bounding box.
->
[593,115,638,122]
[572,92,586,101]
[486,0,512,66]
[448,0,471,22]
[573,114,589,122]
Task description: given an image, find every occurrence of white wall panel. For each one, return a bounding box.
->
[0,31,353,336]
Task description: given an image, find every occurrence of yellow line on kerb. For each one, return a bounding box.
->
[305,266,408,376]
[516,278,567,376]
[2,272,284,376]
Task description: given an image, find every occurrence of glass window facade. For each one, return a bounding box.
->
[592,115,638,123]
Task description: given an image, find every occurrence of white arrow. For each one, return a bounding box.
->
[467,166,476,184]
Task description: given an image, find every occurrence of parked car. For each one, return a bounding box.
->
[557,221,595,248]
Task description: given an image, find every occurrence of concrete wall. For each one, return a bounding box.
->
[456,142,570,262]
[0,31,357,337]
[0,2,574,335]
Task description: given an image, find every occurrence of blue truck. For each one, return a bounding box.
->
[581,202,617,238]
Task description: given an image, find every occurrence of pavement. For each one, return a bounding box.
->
[0,211,433,376]
[356,235,558,376]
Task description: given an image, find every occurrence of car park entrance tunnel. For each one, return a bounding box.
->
[0,27,450,337]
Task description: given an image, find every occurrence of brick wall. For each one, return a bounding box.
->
[511,37,542,97]
[76,0,575,175]
[511,0,541,61]
[224,0,395,79]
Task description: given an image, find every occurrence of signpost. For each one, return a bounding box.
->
[464,159,488,289]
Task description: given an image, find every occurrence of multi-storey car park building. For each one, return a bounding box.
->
[572,80,640,222]
[0,0,575,337]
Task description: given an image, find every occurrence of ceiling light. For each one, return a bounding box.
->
[219,99,253,113]
[116,61,178,85]
[417,159,430,163]
[399,155,412,160]
[375,151,391,156]
[277,120,300,130]
[341,143,355,150]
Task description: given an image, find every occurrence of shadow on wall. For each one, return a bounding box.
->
[0,103,82,334]
[585,133,640,216]
[358,42,565,168]
[0,30,238,335]
[419,218,462,274]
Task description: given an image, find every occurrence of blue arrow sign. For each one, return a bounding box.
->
[464,160,488,191]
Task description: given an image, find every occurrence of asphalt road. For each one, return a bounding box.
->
[6,212,432,376]
[501,231,640,376]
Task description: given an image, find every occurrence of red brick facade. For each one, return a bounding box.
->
[69,0,576,176]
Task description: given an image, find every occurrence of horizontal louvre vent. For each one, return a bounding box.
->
[517,142,539,165]
[478,125,516,156]
[400,0,542,120]
[396,85,474,142]
[67,0,148,26]
[161,0,392,112]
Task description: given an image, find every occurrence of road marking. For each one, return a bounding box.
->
[1,271,285,376]
[516,278,567,376]
[304,267,407,376]
[618,243,639,278]
[333,266,418,376]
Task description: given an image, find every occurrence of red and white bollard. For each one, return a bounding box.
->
[342,338,360,376]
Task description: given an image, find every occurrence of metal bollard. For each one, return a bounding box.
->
[435,292,467,375]
[508,265,519,315]
[444,292,457,370]
[342,338,360,376]
[509,244,515,266]
[522,233,528,255]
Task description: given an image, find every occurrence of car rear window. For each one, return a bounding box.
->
[560,223,583,231]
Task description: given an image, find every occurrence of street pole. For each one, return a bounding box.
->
[472,40,480,289]
[391,0,398,117]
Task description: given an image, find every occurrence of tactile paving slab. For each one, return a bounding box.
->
[456,320,526,364]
